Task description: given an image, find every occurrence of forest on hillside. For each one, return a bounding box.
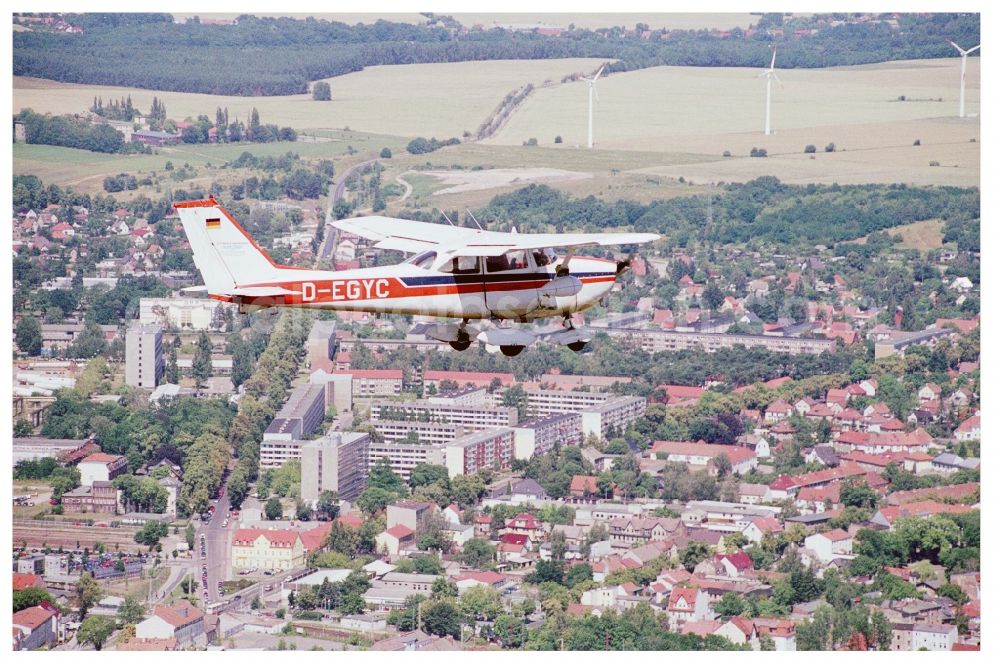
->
[13,13,980,96]
[461,178,981,249]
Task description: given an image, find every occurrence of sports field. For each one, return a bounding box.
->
[13,58,605,139]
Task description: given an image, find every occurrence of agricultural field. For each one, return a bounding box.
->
[487,58,980,186]
[14,58,605,138]
[449,13,764,31]
[847,218,948,252]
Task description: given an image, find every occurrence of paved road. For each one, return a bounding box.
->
[151,563,190,603]
[320,159,376,262]
[197,489,233,605]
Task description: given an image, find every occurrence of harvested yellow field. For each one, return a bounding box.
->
[489,58,980,148]
[13,58,605,138]
[486,58,979,186]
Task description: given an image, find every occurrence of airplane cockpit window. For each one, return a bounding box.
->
[487,250,530,272]
[409,251,437,269]
[439,256,480,274]
[532,248,556,267]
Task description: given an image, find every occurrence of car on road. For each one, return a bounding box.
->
[264,584,273,592]
[222,519,228,528]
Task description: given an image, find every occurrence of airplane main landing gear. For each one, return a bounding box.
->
[500,345,526,357]
[567,340,587,352]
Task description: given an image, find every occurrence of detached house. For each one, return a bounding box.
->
[666,587,713,631]
[804,529,853,564]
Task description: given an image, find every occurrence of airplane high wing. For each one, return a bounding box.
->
[333,216,659,256]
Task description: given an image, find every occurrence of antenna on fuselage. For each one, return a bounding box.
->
[441,211,456,226]
[466,209,484,231]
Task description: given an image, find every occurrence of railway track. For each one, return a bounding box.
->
[13,519,142,552]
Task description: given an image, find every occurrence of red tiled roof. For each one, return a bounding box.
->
[423,370,515,384]
[456,571,505,585]
[386,525,414,539]
[153,601,203,629]
[232,528,302,549]
[13,573,44,591]
[80,452,123,465]
[570,475,599,494]
[12,606,55,630]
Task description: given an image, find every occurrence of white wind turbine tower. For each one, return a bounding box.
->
[949,40,980,118]
[586,64,605,149]
[759,46,781,135]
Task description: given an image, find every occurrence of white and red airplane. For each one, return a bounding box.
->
[175,197,658,356]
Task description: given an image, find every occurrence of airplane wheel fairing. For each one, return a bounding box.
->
[500,345,525,357]
[568,341,587,352]
[449,340,472,351]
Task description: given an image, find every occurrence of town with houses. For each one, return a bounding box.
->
[10,186,982,652]
[8,9,983,654]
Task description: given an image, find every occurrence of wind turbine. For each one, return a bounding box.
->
[759,46,781,135]
[948,40,980,118]
[586,64,605,149]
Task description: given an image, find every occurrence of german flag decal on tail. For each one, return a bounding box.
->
[206,218,221,229]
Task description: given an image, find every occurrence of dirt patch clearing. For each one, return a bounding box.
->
[419,168,592,195]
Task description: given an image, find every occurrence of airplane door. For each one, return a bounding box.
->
[438,254,490,319]
[484,249,542,319]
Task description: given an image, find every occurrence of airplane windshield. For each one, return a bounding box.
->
[486,250,530,273]
[532,248,557,267]
[409,251,437,269]
[439,256,480,274]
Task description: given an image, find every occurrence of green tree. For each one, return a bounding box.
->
[192,331,213,387]
[78,615,117,651]
[459,585,503,622]
[312,81,332,101]
[13,587,55,612]
[681,542,712,572]
[494,613,527,648]
[421,599,461,638]
[265,497,283,520]
[75,573,102,620]
[15,316,42,356]
[460,538,496,569]
[117,594,146,624]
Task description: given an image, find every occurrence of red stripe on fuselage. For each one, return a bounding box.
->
[231,274,617,306]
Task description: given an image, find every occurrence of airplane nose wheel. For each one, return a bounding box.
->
[500,345,525,357]
[567,340,587,352]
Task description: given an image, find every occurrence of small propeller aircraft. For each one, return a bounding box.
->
[175,197,658,356]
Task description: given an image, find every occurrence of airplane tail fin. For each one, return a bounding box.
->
[174,197,294,296]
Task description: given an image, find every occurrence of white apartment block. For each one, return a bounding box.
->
[125,323,163,389]
[581,395,647,438]
[444,428,515,478]
[512,412,583,459]
[371,400,517,430]
[301,431,370,503]
[372,420,467,447]
[139,297,233,330]
[368,440,445,482]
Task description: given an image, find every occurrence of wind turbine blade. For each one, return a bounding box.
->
[949,40,964,53]
[967,45,981,54]
[770,47,777,70]
[595,64,605,80]
[773,72,783,87]
[593,85,600,103]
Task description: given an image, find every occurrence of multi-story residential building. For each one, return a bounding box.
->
[874,328,955,359]
[372,420,466,447]
[306,320,337,370]
[512,412,583,459]
[330,369,403,398]
[651,441,758,475]
[581,395,646,438]
[427,386,488,406]
[301,431,371,503]
[40,323,119,353]
[231,529,305,572]
[371,399,517,430]
[125,322,163,389]
[444,428,515,478]
[139,297,232,331]
[602,327,837,355]
[511,389,612,417]
[276,383,326,435]
[260,418,303,469]
[422,370,514,391]
[368,440,445,482]
[608,517,685,547]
